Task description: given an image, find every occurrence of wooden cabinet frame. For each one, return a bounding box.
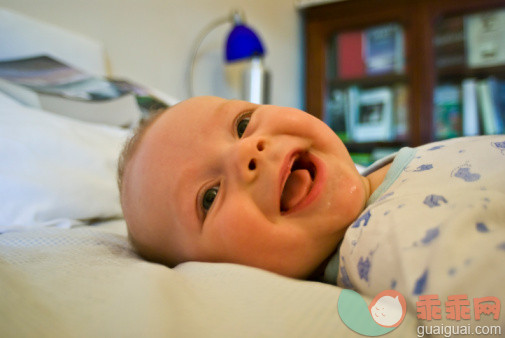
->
[302,0,505,148]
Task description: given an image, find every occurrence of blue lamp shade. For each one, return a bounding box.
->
[225,24,265,62]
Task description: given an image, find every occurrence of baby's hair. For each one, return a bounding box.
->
[116,109,173,265]
[117,110,165,199]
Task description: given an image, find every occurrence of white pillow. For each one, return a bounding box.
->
[0,91,130,232]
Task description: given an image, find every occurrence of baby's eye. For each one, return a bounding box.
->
[202,186,219,213]
[236,113,251,138]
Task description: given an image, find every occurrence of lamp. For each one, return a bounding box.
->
[225,11,265,62]
[187,10,270,104]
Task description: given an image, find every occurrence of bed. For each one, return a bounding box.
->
[1,8,502,338]
[0,89,422,337]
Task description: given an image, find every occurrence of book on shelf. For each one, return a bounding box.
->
[325,89,349,142]
[461,78,480,136]
[0,55,168,127]
[465,9,505,68]
[393,84,409,141]
[363,23,404,75]
[337,31,365,79]
[476,77,505,135]
[493,78,505,133]
[433,84,462,139]
[348,86,394,142]
[434,15,466,70]
[346,86,360,141]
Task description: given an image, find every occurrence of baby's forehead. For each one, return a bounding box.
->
[130,101,220,188]
[134,97,259,179]
[151,98,253,143]
[173,97,257,121]
[171,96,229,117]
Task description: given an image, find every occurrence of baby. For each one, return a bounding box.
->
[117,96,391,279]
[117,95,505,292]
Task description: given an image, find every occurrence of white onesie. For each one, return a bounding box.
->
[323,135,505,322]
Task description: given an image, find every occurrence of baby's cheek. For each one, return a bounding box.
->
[347,179,367,210]
[213,209,261,256]
[330,171,367,221]
[344,184,368,225]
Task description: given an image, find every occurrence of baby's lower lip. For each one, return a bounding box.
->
[281,153,326,215]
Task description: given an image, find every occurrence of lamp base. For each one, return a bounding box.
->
[225,57,269,104]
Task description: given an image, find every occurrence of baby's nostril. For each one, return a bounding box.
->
[257,141,264,151]
[248,159,256,170]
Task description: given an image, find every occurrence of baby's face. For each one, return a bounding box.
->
[122,96,369,278]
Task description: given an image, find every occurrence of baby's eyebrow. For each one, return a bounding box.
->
[219,100,258,116]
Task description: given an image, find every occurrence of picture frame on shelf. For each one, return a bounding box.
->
[465,9,505,68]
[349,86,394,142]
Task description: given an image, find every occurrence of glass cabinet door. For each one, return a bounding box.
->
[325,22,408,164]
[433,8,505,140]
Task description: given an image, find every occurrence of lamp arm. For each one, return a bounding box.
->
[187,16,231,99]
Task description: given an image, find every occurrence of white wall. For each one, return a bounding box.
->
[0,0,303,108]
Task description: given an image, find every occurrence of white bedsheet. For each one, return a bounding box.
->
[0,219,420,337]
[0,92,129,232]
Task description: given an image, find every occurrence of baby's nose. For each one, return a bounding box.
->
[231,138,265,182]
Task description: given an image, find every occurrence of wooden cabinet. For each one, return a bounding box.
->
[302,0,505,163]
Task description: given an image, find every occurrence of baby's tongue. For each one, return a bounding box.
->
[281,169,312,212]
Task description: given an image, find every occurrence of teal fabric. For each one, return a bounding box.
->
[366,147,417,206]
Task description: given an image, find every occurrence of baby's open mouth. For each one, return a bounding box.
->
[280,153,316,213]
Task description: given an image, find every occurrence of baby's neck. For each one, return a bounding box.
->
[365,163,392,197]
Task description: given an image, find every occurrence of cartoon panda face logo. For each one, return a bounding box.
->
[369,290,407,327]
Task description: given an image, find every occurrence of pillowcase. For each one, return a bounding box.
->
[0,91,130,232]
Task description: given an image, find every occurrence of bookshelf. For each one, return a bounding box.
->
[302,0,505,164]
